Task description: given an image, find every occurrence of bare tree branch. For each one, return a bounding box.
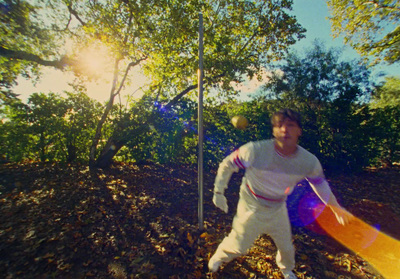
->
[66,4,87,26]
[165,73,226,109]
[0,46,74,70]
[112,57,148,99]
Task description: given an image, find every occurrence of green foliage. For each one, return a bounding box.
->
[0,0,307,166]
[202,99,275,169]
[122,97,275,169]
[141,0,306,97]
[3,37,399,173]
[121,97,196,164]
[368,106,400,166]
[26,92,68,161]
[0,90,102,163]
[0,0,62,88]
[328,0,400,64]
[371,76,400,108]
[367,77,400,166]
[0,99,32,161]
[61,91,104,162]
[259,42,373,173]
[2,1,398,172]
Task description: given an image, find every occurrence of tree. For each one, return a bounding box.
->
[0,89,102,163]
[260,41,373,172]
[0,0,70,102]
[85,0,307,167]
[0,99,32,162]
[368,106,400,166]
[26,93,70,162]
[1,0,306,167]
[0,93,68,162]
[368,76,400,166]
[62,90,103,163]
[327,0,400,64]
[370,76,400,108]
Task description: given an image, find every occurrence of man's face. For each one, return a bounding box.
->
[272,117,302,146]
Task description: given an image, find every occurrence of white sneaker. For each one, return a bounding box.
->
[281,270,297,279]
[208,255,223,273]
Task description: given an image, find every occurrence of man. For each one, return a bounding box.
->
[208,109,353,279]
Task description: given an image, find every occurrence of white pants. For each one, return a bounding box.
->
[210,190,295,272]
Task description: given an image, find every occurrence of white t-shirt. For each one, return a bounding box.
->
[214,139,333,207]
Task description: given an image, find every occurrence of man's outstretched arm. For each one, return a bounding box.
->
[307,177,354,225]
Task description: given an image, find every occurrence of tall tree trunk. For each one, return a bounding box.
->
[95,139,125,168]
[66,143,77,163]
[89,99,115,167]
[89,58,146,168]
[94,123,150,168]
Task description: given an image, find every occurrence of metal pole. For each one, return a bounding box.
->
[198,13,204,231]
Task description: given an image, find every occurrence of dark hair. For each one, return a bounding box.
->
[271,109,302,129]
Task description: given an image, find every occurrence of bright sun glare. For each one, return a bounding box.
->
[77,44,113,79]
[15,40,148,104]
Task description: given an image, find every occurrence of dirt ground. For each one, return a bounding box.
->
[0,162,399,278]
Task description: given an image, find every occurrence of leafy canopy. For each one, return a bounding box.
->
[259,41,373,172]
[1,0,306,100]
[261,41,372,104]
[1,0,307,166]
[327,0,400,65]
[371,76,400,108]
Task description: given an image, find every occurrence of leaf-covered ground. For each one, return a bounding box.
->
[0,162,399,279]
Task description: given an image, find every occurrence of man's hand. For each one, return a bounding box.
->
[213,192,228,213]
[330,205,354,225]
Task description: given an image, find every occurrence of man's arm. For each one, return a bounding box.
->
[213,143,254,213]
[307,177,353,225]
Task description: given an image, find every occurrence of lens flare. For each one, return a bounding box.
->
[314,204,400,279]
[290,192,327,234]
